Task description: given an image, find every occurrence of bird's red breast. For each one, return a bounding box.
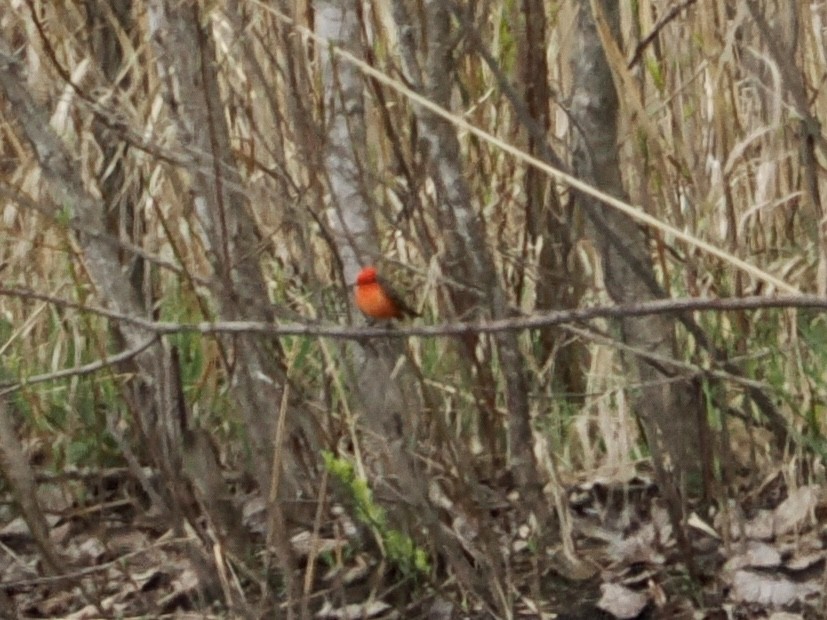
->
[353,266,418,319]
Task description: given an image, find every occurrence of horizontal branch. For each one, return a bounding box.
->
[1,285,825,339]
[0,336,158,395]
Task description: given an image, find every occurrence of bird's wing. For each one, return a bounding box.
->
[376,274,420,318]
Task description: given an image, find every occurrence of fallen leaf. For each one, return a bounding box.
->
[290,531,346,556]
[607,523,666,566]
[785,550,824,572]
[723,541,781,572]
[730,570,818,606]
[427,596,454,620]
[687,512,719,539]
[774,486,818,536]
[74,536,106,562]
[548,548,599,581]
[744,509,775,540]
[597,583,649,619]
[0,515,60,539]
[316,600,391,619]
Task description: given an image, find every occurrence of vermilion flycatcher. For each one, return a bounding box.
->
[353,266,419,319]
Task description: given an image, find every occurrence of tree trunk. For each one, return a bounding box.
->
[569,1,704,491]
[315,1,500,606]
[315,0,422,479]
[145,3,317,601]
[387,1,546,523]
[517,0,588,402]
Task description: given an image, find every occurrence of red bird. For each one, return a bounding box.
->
[353,266,419,320]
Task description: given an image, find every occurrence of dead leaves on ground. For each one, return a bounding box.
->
[566,468,826,619]
[2,463,827,618]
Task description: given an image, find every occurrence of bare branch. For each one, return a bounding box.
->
[628,0,700,69]
[0,336,159,395]
[1,285,824,339]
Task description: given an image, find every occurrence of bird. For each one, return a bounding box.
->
[353,265,420,320]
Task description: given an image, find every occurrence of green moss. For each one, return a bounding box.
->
[323,450,431,577]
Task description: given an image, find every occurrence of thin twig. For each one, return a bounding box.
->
[0,336,159,394]
[627,0,700,68]
[0,285,824,339]
[0,181,204,283]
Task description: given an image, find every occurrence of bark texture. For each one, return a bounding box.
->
[383,8,550,577]
[569,1,704,488]
[517,0,587,400]
[144,3,316,600]
[315,0,421,472]
[145,0,314,501]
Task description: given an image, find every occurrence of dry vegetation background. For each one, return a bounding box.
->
[1,0,827,618]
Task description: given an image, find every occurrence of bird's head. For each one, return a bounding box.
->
[355,266,378,286]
